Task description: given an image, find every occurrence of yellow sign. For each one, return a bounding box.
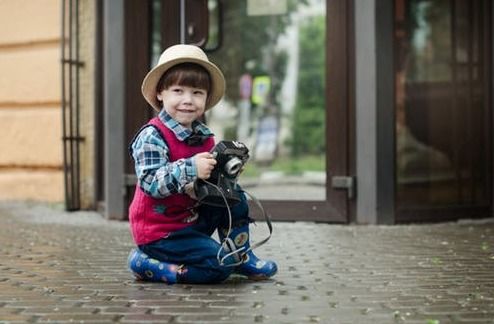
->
[251,76,271,106]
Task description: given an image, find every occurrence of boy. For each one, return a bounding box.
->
[127,44,277,284]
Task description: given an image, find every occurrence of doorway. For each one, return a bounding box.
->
[123,0,354,222]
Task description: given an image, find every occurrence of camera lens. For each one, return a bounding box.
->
[224,157,243,176]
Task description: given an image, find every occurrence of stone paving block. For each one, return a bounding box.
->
[35,313,119,323]
[132,299,195,308]
[175,314,241,323]
[80,300,132,308]
[398,312,494,324]
[119,313,174,323]
[456,312,494,322]
[20,306,99,315]
[152,306,229,315]
[0,313,37,323]
[100,306,151,315]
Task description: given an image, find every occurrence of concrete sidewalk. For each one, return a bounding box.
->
[0,201,493,323]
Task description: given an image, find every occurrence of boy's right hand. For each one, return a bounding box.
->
[194,152,217,179]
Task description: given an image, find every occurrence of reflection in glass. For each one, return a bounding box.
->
[204,0,327,201]
[204,0,220,51]
[395,0,490,208]
[150,0,162,67]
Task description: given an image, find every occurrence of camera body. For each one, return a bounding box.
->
[194,141,249,207]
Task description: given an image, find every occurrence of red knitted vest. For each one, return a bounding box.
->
[129,117,214,245]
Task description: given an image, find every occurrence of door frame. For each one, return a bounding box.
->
[101,0,355,222]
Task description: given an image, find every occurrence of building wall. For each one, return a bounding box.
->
[0,0,63,202]
[0,0,97,208]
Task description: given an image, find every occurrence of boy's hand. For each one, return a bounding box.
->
[194,152,217,179]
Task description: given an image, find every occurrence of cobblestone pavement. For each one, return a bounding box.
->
[0,202,494,323]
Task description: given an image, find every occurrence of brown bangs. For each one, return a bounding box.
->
[157,63,211,93]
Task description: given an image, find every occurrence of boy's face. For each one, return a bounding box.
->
[157,85,208,129]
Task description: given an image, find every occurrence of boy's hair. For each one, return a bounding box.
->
[156,63,211,95]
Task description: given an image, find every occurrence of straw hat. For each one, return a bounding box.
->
[141,44,225,111]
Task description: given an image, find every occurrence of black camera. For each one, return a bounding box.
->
[194,141,249,207]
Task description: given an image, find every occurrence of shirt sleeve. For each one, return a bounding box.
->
[131,126,197,198]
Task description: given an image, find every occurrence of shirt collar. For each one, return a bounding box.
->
[158,109,213,142]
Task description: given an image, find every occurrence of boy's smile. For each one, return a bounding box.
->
[157,85,207,129]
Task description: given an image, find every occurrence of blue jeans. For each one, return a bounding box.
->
[138,190,250,284]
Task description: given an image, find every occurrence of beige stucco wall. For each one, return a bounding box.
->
[0,0,97,207]
[0,0,60,44]
[0,108,61,166]
[0,0,63,202]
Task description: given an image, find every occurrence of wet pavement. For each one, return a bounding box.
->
[0,201,494,323]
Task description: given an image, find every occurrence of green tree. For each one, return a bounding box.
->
[208,1,305,104]
[290,15,326,157]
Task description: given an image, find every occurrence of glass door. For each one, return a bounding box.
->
[394,0,492,221]
[153,0,351,222]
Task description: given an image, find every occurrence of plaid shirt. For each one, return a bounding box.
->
[130,110,213,198]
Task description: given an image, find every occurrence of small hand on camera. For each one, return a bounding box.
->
[194,152,217,180]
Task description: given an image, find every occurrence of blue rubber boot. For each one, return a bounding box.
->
[127,248,178,284]
[219,225,277,280]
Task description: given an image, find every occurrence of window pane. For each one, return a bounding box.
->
[206,0,327,201]
[395,0,491,208]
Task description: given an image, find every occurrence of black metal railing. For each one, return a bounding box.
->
[61,0,84,210]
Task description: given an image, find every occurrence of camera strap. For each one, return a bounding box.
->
[198,179,273,267]
[217,189,273,267]
[240,189,273,254]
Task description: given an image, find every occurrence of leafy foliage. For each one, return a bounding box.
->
[208,1,303,103]
[290,15,326,157]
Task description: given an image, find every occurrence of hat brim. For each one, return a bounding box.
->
[141,57,225,112]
